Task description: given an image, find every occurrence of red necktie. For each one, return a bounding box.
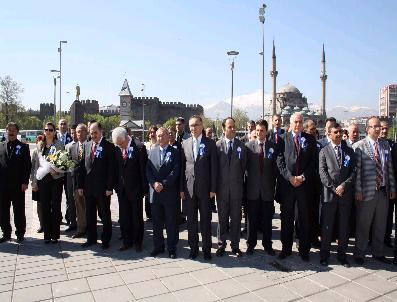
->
[122,148,127,160]
[275,131,278,144]
[91,142,97,159]
[294,135,300,175]
[259,143,264,175]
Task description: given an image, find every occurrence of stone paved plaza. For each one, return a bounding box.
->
[2,190,397,302]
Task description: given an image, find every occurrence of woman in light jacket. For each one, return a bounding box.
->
[32,122,64,243]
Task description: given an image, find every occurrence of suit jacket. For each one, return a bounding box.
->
[115,139,148,201]
[353,137,396,201]
[277,131,316,185]
[177,131,190,144]
[65,141,82,191]
[180,135,217,199]
[57,132,73,146]
[245,140,278,201]
[78,138,115,198]
[267,128,285,145]
[216,137,247,202]
[319,143,356,203]
[146,144,180,204]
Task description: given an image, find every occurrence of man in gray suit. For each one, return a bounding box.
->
[246,119,278,256]
[353,116,396,265]
[215,117,247,257]
[180,115,217,260]
[318,117,336,148]
[66,124,87,238]
[319,122,356,267]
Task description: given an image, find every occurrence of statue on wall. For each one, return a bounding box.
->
[76,84,80,101]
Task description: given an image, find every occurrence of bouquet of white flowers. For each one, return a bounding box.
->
[36,150,76,180]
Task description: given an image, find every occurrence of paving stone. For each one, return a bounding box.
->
[127,279,169,299]
[254,284,301,302]
[0,282,13,293]
[120,267,157,284]
[160,273,200,291]
[190,267,230,284]
[306,289,347,302]
[138,292,177,302]
[205,278,248,299]
[331,266,370,281]
[354,274,397,295]
[92,285,134,302]
[13,284,52,302]
[14,274,68,290]
[52,278,90,298]
[151,263,186,278]
[370,296,393,301]
[234,272,276,291]
[172,286,218,302]
[54,292,95,302]
[332,282,379,301]
[283,277,326,297]
[0,290,12,302]
[87,272,124,291]
[223,292,264,302]
[68,267,117,279]
[307,271,348,289]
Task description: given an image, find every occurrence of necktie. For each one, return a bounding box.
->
[335,145,341,167]
[160,148,165,165]
[91,142,97,159]
[294,134,300,155]
[294,134,301,175]
[193,139,198,161]
[275,131,278,144]
[227,140,233,163]
[122,148,127,160]
[374,142,383,189]
[78,144,83,160]
[259,143,264,175]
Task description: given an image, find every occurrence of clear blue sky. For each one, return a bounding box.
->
[0,0,396,112]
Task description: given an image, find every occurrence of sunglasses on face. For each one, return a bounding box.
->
[44,128,54,132]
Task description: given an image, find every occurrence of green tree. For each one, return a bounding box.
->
[163,117,177,129]
[233,108,249,132]
[83,114,120,138]
[0,75,24,125]
[19,116,43,130]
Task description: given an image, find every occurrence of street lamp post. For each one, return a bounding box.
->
[227,50,239,117]
[58,40,67,119]
[50,69,60,124]
[259,4,266,118]
[141,83,145,140]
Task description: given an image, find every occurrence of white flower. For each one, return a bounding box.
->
[300,137,306,143]
[269,148,274,153]
[97,146,103,151]
[199,143,205,149]
[128,146,134,152]
[345,155,350,161]
[237,147,242,152]
[16,145,21,149]
[166,152,171,157]
[385,150,389,154]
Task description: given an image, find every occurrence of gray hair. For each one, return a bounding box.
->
[76,123,87,131]
[112,127,128,143]
[156,127,169,136]
[290,112,303,125]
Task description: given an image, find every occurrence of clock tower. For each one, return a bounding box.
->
[119,79,133,121]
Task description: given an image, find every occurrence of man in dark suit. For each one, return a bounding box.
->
[380,121,396,248]
[113,127,148,252]
[318,117,336,147]
[65,124,78,232]
[319,122,356,267]
[267,114,285,146]
[78,122,115,249]
[354,116,396,265]
[246,119,277,256]
[277,113,316,261]
[147,127,180,258]
[66,123,87,238]
[0,123,31,243]
[180,115,217,260]
[176,117,190,143]
[215,117,247,257]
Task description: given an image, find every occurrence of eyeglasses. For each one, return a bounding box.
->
[44,128,54,132]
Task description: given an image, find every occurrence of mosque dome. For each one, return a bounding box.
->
[278,83,301,94]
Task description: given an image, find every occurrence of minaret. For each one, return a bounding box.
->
[270,39,278,115]
[320,44,327,116]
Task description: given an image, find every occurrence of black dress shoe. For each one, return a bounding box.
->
[264,247,276,256]
[118,235,124,240]
[320,259,328,266]
[169,251,177,259]
[72,232,86,239]
[102,242,110,250]
[384,240,393,248]
[65,226,76,232]
[150,248,165,257]
[216,247,225,257]
[300,253,310,262]
[44,239,51,244]
[17,236,25,243]
[203,251,212,260]
[246,247,254,255]
[81,241,96,248]
[37,227,43,233]
[354,257,364,265]
[373,256,391,264]
[231,248,243,257]
[189,251,198,259]
[278,250,291,260]
[0,237,11,243]
[135,244,143,253]
[311,239,321,249]
[179,217,187,225]
[119,244,131,251]
[338,258,351,268]
[393,256,397,265]
[51,239,58,244]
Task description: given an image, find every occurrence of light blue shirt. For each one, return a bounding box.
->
[192,134,202,161]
